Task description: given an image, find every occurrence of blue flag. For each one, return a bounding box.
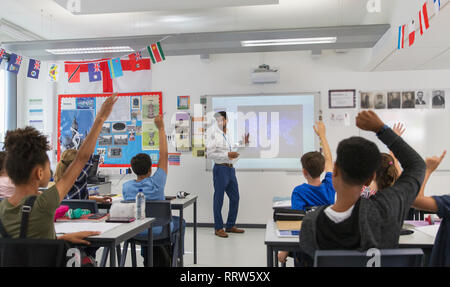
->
[27,59,41,79]
[88,62,102,82]
[7,53,22,74]
[107,58,123,78]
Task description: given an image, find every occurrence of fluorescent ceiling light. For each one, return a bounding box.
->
[46,46,135,55]
[241,37,337,47]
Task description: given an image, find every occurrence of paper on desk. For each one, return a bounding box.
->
[415,224,440,238]
[276,221,302,231]
[273,200,292,208]
[55,222,121,234]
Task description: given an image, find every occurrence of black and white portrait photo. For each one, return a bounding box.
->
[401,91,415,109]
[415,90,429,108]
[388,92,401,109]
[360,92,373,109]
[374,92,387,109]
[432,90,445,109]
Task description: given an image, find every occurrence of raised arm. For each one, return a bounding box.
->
[356,111,426,202]
[412,151,446,212]
[55,94,117,202]
[390,123,405,176]
[313,121,333,173]
[155,115,168,174]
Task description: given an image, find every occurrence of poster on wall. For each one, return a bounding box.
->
[58,92,162,167]
[328,90,356,109]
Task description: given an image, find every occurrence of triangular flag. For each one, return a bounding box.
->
[27,59,41,79]
[408,19,416,47]
[107,58,123,78]
[147,42,165,64]
[419,2,430,35]
[398,24,406,49]
[434,0,441,14]
[7,53,22,74]
[66,64,81,83]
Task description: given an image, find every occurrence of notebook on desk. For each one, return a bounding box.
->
[276,220,302,238]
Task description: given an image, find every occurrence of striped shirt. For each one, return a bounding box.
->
[65,156,94,200]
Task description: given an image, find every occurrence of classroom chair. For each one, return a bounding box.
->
[60,199,99,213]
[313,248,424,267]
[0,238,70,267]
[122,200,181,267]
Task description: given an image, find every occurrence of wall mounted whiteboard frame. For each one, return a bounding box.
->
[204,92,321,172]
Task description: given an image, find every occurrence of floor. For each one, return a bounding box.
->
[96,227,296,267]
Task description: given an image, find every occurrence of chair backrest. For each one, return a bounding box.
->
[314,248,424,267]
[0,238,69,267]
[145,200,172,239]
[60,199,99,213]
[407,208,425,221]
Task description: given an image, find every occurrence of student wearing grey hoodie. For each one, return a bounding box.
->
[298,111,426,266]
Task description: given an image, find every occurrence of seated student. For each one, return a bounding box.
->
[0,94,117,250]
[278,121,335,264]
[0,151,15,199]
[361,123,404,198]
[291,121,335,211]
[54,149,111,204]
[122,115,185,265]
[298,110,426,266]
[412,150,450,266]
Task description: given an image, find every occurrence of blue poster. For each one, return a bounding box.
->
[60,110,95,153]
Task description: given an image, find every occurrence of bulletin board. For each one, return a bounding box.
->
[57,92,163,167]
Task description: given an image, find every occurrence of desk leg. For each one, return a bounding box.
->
[179,208,184,267]
[110,243,116,267]
[116,245,122,265]
[100,247,109,267]
[266,245,274,267]
[193,200,197,265]
[147,225,153,267]
[120,241,129,267]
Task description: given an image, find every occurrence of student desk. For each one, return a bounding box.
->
[264,219,436,267]
[97,194,199,266]
[55,218,155,267]
[170,195,198,267]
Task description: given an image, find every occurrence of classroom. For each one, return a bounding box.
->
[0,0,449,273]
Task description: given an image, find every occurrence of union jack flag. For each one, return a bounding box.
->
[135,51,142,61]
[34,60,41,70]
[16,55,23,65]
[94,62,100,72]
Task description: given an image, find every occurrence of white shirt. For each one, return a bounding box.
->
[206,126,242,165]
[324,205,355,224]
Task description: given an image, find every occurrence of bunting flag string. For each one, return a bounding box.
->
[0,37,167,85]
[398,0,446,50]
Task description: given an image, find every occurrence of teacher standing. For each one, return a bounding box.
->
[206,111,249,238]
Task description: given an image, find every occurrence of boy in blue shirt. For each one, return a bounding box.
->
[291,121,335,211]
[122,115,185,266]
[279,121,335,264]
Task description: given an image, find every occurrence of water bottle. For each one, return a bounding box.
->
[135,189,146,220]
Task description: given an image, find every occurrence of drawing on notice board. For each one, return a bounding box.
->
[142,95,160,120]
[142,122,159,150]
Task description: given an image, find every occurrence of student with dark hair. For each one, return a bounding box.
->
[298,110,426,266]
[412,150,450,266]
[0,151,15,198]
[278,121,335,264]
[291,121,335,211]
[0,94,117,245]
[122,115,185,266]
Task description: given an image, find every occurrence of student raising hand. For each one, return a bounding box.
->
[392,123,406,137]
[426,150,447,173]
[356,110,385,133]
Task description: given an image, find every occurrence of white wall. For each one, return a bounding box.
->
[16,49,450,225]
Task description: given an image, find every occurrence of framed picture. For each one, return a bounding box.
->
[177,96,190,110]
[329,90,356,109]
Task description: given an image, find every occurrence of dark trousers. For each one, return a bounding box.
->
[213,164,240,230]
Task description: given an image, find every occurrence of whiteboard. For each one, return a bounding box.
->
[359,108,450,171]
[204,93,320,171]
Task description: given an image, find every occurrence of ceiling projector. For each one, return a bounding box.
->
[251,64,279,84]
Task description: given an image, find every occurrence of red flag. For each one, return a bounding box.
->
[65,64,81,83]
[419,3,430,35]
[128,51,149,71]
[408,20,415,47]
